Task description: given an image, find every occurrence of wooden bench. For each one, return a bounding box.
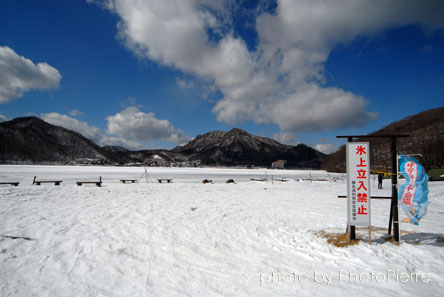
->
[76,176,102,187]
[157,179,172,183]
[120,179,138,184]
[272,178,289,182]
[251,178,267,182]
[0,182,20,187]
[33,176,62,186]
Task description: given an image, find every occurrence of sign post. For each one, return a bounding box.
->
[338,134,409,243]
[347,142,371,242]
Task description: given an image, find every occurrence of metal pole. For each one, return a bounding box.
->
[391,137,400,242]
[388,201,393,235]
[348,136,356,241]
[388,148,394,234]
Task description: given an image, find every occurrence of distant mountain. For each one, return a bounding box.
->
[0,117,326,168]
[322,107,444,172]
[173,128,326,168]
[0,117,130,164]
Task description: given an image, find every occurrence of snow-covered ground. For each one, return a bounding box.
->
[0,165,443,297]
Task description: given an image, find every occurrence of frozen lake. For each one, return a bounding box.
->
[0,164,341,185]
[1,165,443,297]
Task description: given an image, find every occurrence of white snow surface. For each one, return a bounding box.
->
[0,165,443,297]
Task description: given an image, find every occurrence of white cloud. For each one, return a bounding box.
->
[40,110,188,149]
[168,129,190,145]
[176,77,195,89]
[40,112,142,150]
[272,131,298,146]
[0,46,62,103]
[41,112,144,150]
[98,136,143,150]
[99,0,444,133]
[69,109,84,117]
[106,106,190,144]
[267,85,377,132]
[315,143,337,155]
[0,114,7,122]
[41,113,102,142]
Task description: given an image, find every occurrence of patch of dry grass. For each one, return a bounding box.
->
[314,231,360,247]
[313,227,414,247]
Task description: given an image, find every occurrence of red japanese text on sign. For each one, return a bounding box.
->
[400,161,417,207]
[356,145,367,155]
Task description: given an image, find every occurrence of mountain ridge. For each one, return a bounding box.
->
[0,116,130,164]
[173,127,325,168]
[322,107,444,172]
[0,117,325,168]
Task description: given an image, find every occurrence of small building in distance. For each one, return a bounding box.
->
[271,160,286,169]
[149,154,167,167]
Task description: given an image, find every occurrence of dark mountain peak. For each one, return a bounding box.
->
[16,116,41,121]
[176,128,281,153]
[2,116,84,139]
[224,128,259,142]
[12,116,41,122]
[227,128,248,135]
[196,130,226,139]
[0,116,131,165]
[173,127,324,168]
[178,130,226,152]
[294,143,309,149]
[2,116,46,127]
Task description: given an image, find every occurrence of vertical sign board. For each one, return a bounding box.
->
[347,142,371,226]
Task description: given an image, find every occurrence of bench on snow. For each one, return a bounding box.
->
[76,176,102,187]
[120,179,138,184]
[272,178,289,182]
[33,176,62,186]
[250,178,267,182]
[157,179,172,183]
[0,182,20,186]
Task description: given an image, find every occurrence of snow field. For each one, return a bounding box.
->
[1,166,443,297]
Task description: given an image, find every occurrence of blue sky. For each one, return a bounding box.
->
[1,0,443,153]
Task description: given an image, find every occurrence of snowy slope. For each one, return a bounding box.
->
[0,166,443,297]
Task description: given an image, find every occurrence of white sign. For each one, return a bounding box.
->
[347,142,371,226]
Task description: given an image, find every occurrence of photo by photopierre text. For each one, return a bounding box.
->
[259,269,431,286]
